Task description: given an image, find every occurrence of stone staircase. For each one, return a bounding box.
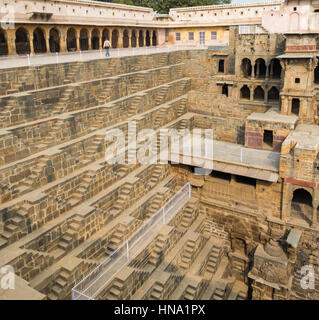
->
[204,245,222,277]
[108,183,133,216]
[148,235,166,266]
[130,73,144,93]
[155,86,168,105]
[147,165,163,189]
[106,226,126,256]
[179,239,196,270]
[177,119,188,132]
[47,269,72,300]
[97,81,114,105]
[84,136,105,162]
[183,284,198,300]
[154,108,166,129]
[11,68,34,93]
[149,281,164,300]
[127,96,143,117]
[63,63,82,85]
[180,204,196,228]
[67,173,95,207]
[18,156,50,191]
[105,279,124,300]
[146,193,164,218]
[53,87,75,115]
[176,100,187,117]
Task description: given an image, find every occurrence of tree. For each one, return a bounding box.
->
[97,0,231,13]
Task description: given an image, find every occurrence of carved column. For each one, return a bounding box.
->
[6,29,16,55]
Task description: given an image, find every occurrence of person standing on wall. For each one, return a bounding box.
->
[103,38,111,57]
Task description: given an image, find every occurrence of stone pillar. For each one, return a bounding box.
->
[6,29,16,55]
[256,61,260,78]
[266,63,270,80]
[264,87,268,104]
[29,35,34,54]
[76,36,80,51]
[118,29,123,48]
[60,28,67,52]
[281,183,292,221]
[270,60,274,79]
[250,86,254,101]
[251,62,255,79]
[45,35,50,53]
[139,30,144,47]
[312,204,318,226]
[88,36,92,50]
[128,30,132,48]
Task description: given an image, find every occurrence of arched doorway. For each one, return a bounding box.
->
[315,61,319,84]
[0,29,8,56]
[291,188,313,225]
[145,30,151,46]
[80,29,89,51]
[152,31,157,46]
[254,58,266,78]
[49,28,60,53]
[67,28,77,52]
[241,58,252,78]
[102,29,110,42]
[240,85,250,100]
[131,30,137,48]
[292,98,300,116]
[222,84,228,97]
[254,86,264,101]
[15,28,30,55]
[269,59,282,79]
[112,29,119,48]
[91,29,100,50]
[267,87,279,102]
[123,30,129,48]
[33,28,46,54]
[139,30,144,47]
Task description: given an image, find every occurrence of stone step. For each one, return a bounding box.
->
[5,224,18,233]
[51,285,63,296]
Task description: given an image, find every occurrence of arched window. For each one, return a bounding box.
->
[291,98,300,116]
[111,29,119,48]
[268,58,282,79]
[15,28,30,55]
[254,86,264,101]
[222,84,228,97]
[291,188,313,225]
[67,28,77,52]
[315,61,319,84]
[102,29,110,42]
[241,58,252,78]
[152,31,157,46]
[0,29,8,56]
[267,87,279,102]
[123,30,129,48]
[49,28,60,53]
[91,29,100,50]
[131,30,137,48]
[139,30,144,47]
[80,29,89,51]
[240,85,250,100]
[254,58,266,78]
[33,28,46,54]
[145,30,151,46]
